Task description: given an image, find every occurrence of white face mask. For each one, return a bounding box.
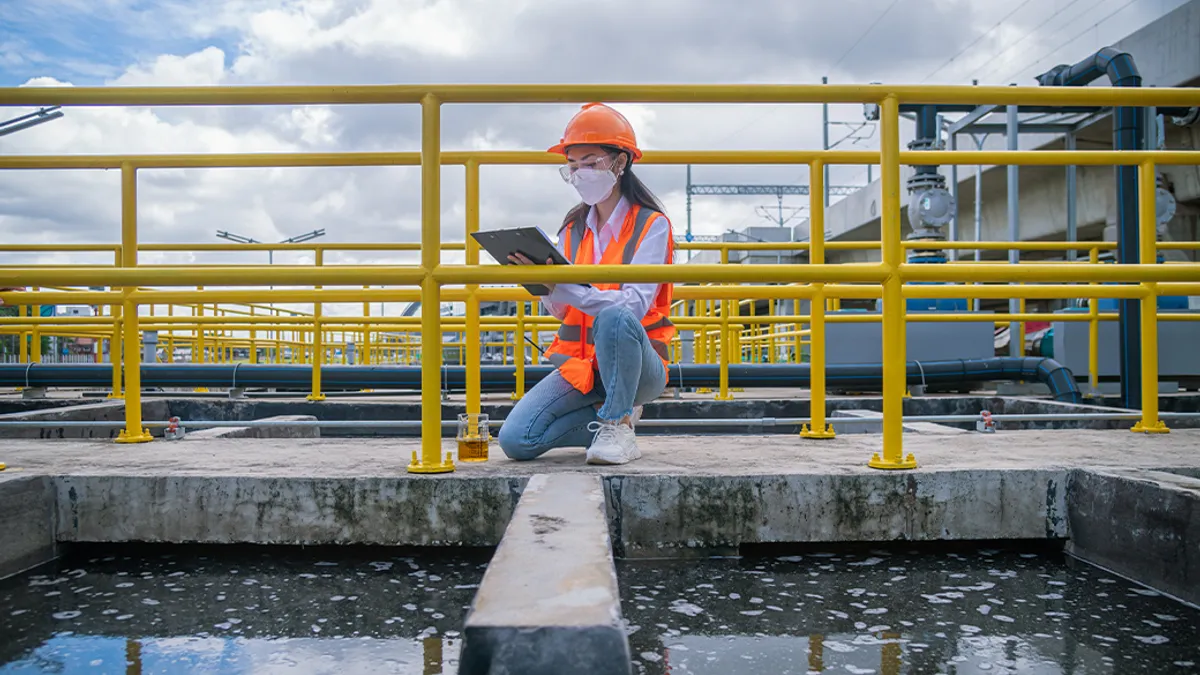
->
[569,168,618,205]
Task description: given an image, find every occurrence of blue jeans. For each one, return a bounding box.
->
[498,306,667,461]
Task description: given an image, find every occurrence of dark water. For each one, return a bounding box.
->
[618,547,1200,675]
[0,546,490,674]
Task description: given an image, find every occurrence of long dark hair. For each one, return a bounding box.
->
[561,147,666,229]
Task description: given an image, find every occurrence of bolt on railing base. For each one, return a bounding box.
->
[114,429,152,444]
[868,452,918,471]
[106,393,124,400]
[1130,420,1170,434]
[800,423,836,439]
[407,450,455,474]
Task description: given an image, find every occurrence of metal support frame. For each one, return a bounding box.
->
[1,82,1196,474]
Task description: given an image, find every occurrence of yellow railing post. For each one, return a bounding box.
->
[115,162,151,444]
[802,159,835,439]
[870,96,916,470]
[249,305,258,364]
[715,250,733,400]
[362,289,371,366]
[465,159,482,415]
[1133,160,1168,434]
[17,304,27,364]
[409,93,455,474]
[30,290,41,363]
[108,245,123,398]
[1088,247,1100,395]
[308,250,326,401]
[512,300,526,400]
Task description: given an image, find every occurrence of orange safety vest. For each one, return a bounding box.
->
[544,204,676,394]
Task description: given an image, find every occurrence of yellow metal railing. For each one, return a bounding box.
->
[2,83,1198,473]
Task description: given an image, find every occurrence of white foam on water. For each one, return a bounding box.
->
[1133,635,1169,645]
[52,611,81,620]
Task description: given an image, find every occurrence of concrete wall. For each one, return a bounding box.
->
[0,400,170,439]
[1067,468,1200,606]
[604,470,1069,557]
[0,474,57,579]
[55,475,527,547]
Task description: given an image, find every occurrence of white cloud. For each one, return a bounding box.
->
[1,0,1192,323]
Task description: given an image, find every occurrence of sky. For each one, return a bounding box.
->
[0,0,1192,315]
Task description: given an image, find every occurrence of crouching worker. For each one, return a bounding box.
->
[499,102,675,465]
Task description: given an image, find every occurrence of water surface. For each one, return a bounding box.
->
[0,545,490,674]
[618,546,1200,675]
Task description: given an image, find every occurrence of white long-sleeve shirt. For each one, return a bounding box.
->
[542,196,671,320]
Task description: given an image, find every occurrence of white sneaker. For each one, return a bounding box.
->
[631,405,643,428]
[585,420,642,465]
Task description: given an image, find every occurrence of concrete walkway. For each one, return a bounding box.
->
[2,429,1199,477]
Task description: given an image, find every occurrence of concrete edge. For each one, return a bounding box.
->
[1066,468,1200,607]
[605,469,1071,557]
[55,474,527,547]
[0,472,58,580]
[460,474,631,675]
[186,415,322,440]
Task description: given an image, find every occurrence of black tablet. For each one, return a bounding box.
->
[471,227,589,296]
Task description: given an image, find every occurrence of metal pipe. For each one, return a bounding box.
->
[1036,46,1146,410]
[1066,132,1077,262]
[5,411,1199,431]
[947,118,958,262]
[822,76,830,207]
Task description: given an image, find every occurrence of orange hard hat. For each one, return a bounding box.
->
[548,102,642,160]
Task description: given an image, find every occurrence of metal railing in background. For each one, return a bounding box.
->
[0,83,1197,473]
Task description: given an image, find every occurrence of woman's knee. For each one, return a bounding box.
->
[497,419,540,461]
[593,305,640,341]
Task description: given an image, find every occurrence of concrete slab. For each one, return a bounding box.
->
[3,429,1198,477]
[0,400,170,439]
[459,474,630,675]
[0,473,56,579]
[1067,468,1200,606]
[186,414,322,440]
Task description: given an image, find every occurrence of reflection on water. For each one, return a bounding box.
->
[618,547,1200,675]
[0,545,490,674]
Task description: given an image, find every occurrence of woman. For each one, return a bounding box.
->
[499,102,675,465]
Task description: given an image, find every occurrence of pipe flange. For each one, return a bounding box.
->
[908,186,956,228]
[906,172,947,193]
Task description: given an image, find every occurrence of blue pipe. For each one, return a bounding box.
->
[1037,47,1144,411]
[0,358,1083,404]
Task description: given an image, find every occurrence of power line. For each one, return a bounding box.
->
[962,0,1090,83]
[710,0,903,147]
[920,0,1037,83]
[830,0,904,72]
[998,0,1139,84]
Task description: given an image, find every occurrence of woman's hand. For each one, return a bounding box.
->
[506,253,556,294]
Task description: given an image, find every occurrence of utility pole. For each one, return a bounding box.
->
[217,229,326,266]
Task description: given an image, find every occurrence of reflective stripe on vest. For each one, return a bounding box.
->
[556,323,593,345]
[563,205,655,269]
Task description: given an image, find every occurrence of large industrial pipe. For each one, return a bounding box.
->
[1036,47,1144,410]
[0,358,1083,404]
